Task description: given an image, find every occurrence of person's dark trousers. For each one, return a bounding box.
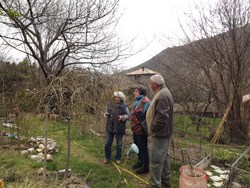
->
[133,133,141,164]
[133,133,149,169]
[105,132,124,161]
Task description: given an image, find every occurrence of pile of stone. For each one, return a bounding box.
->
[206,165,241,188]
[20,136,59,162]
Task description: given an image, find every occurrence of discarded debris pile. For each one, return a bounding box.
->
[20,136,59,162]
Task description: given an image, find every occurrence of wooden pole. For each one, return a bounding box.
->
[211,103,232,144]
[43,104,48,179]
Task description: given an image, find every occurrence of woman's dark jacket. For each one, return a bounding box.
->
[106,102,129,135]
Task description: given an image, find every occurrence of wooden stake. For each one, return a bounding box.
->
[211,103,232,144]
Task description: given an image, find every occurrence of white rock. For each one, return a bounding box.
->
[37,136,44,141]
[210,165,220,170]
[58,169,71,173]
[37,167,44,175]
[213,182,224,187]
[3,123,13,128]
[28,148,35,153]
[214,169,229,174]
[30,155,43,161]
[210,176,223,182]
[38,144,45,150]
[220,174,228,179]
[37,153,44,157]
[205,171,213,176]
[45,154,53,162]
[20,150,29,155]
[36,148,42,153]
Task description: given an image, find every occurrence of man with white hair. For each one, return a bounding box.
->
[146,74,174,188]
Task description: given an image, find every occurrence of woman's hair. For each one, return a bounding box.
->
[134,85,147,96]
[113,91,126,101]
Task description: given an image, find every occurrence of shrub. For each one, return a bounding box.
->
[212,148,239,165]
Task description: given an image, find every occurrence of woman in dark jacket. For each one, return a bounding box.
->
[104,91,129,164]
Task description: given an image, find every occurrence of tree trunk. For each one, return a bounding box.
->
[229,96,249,143]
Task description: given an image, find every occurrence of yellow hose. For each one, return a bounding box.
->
[0,179,4,188]
[115,165,149,185]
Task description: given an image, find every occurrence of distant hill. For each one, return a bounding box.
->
[126,24,250,76]
[125,44,190,74]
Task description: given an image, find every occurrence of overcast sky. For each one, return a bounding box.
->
[117,0,213,69]
[2,0,216,69]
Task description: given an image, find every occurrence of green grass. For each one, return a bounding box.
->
[1,113,249,187]
[71,133,144,187]
[1,114,143,187]
[238,174,250,186]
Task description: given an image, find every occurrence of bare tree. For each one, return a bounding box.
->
[0,0,126,82]
[0,39,9,61]
[143,47,214,132]
[174,0,250,143]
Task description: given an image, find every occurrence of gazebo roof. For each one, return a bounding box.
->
[126,67,158,76]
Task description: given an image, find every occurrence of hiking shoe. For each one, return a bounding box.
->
[115,160,121,164]
[136,168,149,174]
[103,159,109,164]
[132,162,142,169]
[162,182,171,188]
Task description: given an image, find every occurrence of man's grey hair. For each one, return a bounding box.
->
[150,74,165,85]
